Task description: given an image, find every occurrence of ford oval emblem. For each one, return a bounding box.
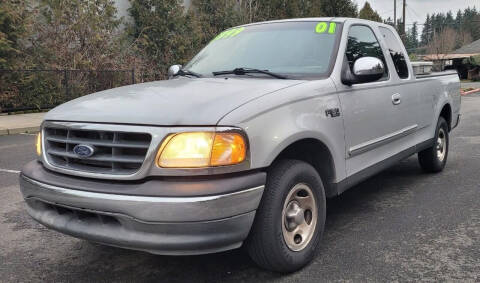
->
[73,144,95,158]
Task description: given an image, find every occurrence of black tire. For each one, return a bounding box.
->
[418,117,449,173]
[245,159,326,273]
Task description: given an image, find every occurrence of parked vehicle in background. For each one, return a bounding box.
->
[20,18,461,273]
[411,61,433,75]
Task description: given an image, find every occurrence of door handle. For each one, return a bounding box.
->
[392,93,401,105]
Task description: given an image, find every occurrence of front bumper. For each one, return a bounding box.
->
[20,162,265,255]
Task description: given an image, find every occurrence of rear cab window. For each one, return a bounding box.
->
[379,27,409,79]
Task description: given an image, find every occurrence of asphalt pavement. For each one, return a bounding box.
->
[0,96,479,282]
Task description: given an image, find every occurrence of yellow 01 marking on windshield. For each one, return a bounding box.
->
[215,30,233,40]
[229,27,245,37]
[315,22,328,33]
[328,22,336,34]
[213,30,230,41]
[213,27,245,41]
[316,22,336,34]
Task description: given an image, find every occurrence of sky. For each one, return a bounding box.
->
[354,0,479,31]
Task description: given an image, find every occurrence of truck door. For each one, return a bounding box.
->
[336,24,417,177]
[378,26,433,137]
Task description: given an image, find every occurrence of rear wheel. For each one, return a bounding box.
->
[246,159,326,273]
[418,117,449,173]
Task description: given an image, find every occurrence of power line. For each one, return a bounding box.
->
[406,4,420,20]
[375,1,401,21]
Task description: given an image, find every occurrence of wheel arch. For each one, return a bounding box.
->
[439,103,452,131]
[268,138,338,198]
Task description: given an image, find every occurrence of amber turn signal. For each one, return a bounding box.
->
[210,133,246,166]
[36,132,42,156]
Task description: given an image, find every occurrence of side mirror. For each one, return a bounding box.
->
[342,57,385,85]
[168,64,182,79]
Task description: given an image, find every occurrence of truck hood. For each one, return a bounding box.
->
[45,78,304,125]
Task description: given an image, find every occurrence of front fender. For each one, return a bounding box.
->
[219,79,347,183]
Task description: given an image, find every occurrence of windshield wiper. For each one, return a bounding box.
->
[178,68,202,78]
[212,67,287,79]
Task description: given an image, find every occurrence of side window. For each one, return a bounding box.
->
[379,27,409,79]
[345,25,388,79]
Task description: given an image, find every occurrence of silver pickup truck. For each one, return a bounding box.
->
[20,18,461,272]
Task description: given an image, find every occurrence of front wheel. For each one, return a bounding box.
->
[245,159,326,273]
[418,117,449,173]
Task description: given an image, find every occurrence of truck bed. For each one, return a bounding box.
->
[415,70,458,79]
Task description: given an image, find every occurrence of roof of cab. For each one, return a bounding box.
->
[234,17,393,30]
[237,17,338,28]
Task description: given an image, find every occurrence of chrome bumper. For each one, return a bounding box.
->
[21,175,264,222]
[20,174,264,255]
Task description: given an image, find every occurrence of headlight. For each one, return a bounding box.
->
[157,132,246,168]
[36,132,42,156]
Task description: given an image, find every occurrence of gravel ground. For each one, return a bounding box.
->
[0,96,479,282]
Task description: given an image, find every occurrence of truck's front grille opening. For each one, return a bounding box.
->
[43,126,152,175]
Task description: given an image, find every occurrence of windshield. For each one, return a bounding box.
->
[184,21,342,79]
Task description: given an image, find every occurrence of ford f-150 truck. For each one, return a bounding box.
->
[20,18,461,272]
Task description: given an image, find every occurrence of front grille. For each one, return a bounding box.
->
[44,126,152,175]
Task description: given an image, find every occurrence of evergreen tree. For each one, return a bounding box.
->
[455,10,463,31]
[467,8,480,40]
[250,0,323,22]
[397,20,405,42]
[420,7,480,50]
[191,0,243,44]
[321,0,358,17]
[0,0,30,69]
[411,22,418,48]
[445,11,455,27]
[431,13,442,40]
[420,14,430,45]
[358,2,382,22]
[129,0,199,76]
[405,22,418,52]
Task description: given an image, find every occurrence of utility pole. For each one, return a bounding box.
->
[394,0,397,28]
[402,0,406,37]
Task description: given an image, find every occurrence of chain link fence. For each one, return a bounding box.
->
[0,69,135,113]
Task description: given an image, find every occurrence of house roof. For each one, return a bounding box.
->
[423,39,480,60]
[452,38,480,55]
[423,53,480,60]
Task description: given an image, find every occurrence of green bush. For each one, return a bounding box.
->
[0,71,63,112]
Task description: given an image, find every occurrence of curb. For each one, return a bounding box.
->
[0,126,40,136]
[461,88,480,96]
